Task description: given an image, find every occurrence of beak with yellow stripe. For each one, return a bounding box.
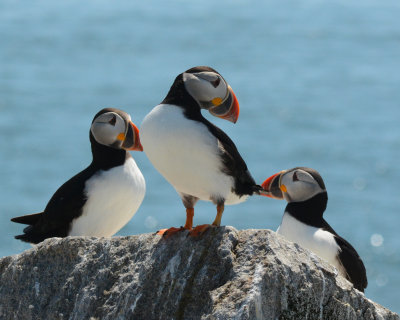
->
[261,170,286,199]
[117,121,143,151]
[208,86,240,123]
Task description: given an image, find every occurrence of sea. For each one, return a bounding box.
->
[1,0,399,313]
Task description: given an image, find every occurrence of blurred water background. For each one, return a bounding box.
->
[1,0,399,313]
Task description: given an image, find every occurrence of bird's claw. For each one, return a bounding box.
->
[188,224,216,237]
[156,226,188,238]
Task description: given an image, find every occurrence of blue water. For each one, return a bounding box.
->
[1,0,399,313]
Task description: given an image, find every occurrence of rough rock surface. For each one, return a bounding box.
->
[0,227,398,320]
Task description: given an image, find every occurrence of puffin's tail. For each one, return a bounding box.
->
[12,212,45,244]
[14,229,45,244]
[252,185,271,197]
[11,212,42,225]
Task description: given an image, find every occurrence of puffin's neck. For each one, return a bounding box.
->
[90,134,129,170]
[161,74,203,121]
[285,192,328,227]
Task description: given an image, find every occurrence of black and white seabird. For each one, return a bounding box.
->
[11,108,146,244]
[261,167,368,292]
[141,66,262,236]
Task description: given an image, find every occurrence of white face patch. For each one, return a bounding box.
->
[91,112,126,147]
[183,71,228,106]
[280,169,324,202]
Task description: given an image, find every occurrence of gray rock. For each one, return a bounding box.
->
[0,227,397,320]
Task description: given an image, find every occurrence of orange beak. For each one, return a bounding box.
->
[261,171,284,199]
[122,121,143,151]
[209,87,240,123]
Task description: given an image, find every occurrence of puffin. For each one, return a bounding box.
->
[141,66,263,237]
[11,108,146,244]
[261,167,368,292]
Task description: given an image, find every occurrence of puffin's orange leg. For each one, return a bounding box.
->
[212,203,224,227]
[189,204,224,237]
[157,208,194,237]
[184,208,194,230]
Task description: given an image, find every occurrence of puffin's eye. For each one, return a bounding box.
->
[211,77,220,88]
[108,115,116,126]
[293,172,299,182]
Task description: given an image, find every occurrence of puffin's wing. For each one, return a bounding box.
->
[321,219,367,291]
[335,235,368,292]
[321,218,339,236]
[12,168,93,244]
[204,121,261,195]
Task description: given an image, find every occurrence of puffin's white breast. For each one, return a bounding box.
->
[277,212,344,273]
[69,157,146,237]
[141,104,243,205]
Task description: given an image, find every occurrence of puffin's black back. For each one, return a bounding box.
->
[201,118,261,197]
[13,166,95,243]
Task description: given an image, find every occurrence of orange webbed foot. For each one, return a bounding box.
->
[156,226,189,238]
[189,224,217,237]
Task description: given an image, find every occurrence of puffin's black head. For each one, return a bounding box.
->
[90,108,143,151]
[261,167,327,203]
[165,66,240,123]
